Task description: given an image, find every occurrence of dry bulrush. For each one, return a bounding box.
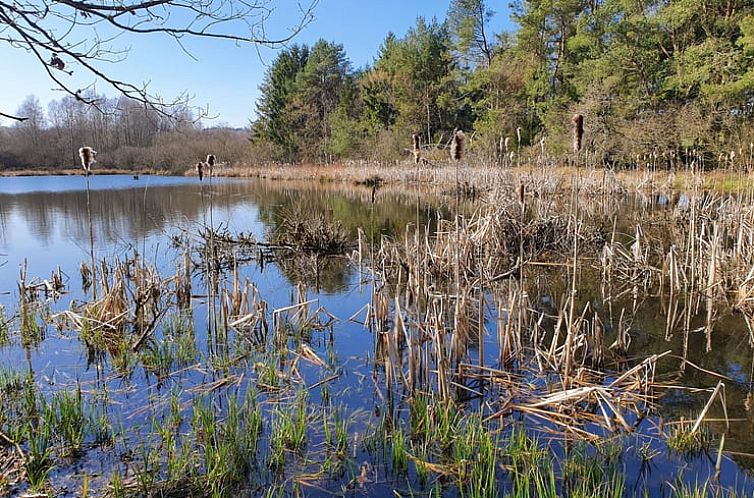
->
[78,147,96,173]
[572,113,584,153]
[450,130,466,162]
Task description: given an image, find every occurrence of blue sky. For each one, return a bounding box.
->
[0,0,514,128]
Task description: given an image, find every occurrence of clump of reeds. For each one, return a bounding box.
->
[666,418,713,455]
[78,146,96,173]
[377,206,603,285]
[272,207,350,254]
[572,113,584,153]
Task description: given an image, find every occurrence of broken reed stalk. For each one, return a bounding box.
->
[85,172,97,300]
[517,183,526,359]
[691,381,728,433]
[563,170,581,389]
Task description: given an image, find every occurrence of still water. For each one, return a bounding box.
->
[0,175,753,496]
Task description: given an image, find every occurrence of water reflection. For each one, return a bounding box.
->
[0,175,442,291]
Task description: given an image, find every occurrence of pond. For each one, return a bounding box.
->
[0,174,752,497]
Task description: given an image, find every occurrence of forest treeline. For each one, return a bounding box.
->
[253,0,754,167]
[3,0,754,171]
[0,95,250,171]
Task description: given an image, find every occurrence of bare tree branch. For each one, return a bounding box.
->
[0,111,29,121]
[0,0,320,120]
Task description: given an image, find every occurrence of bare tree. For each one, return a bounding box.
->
[0,0,319,120]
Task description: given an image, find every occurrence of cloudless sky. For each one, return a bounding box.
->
[0,0,514,128]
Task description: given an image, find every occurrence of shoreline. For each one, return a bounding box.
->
[0,167,169,177]
[3,163,754,194]
[215,163,754,194]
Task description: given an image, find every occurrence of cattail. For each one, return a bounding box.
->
[412,134,421,164]
[572,113,584,153]
[504,136,511,153]
[516,127,522,148]
[196,161,205,182]
[450,130,465,162]
[78,146,96,173]
[50,55,65,71]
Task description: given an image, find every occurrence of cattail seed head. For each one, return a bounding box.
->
[412,134,421,164]
[450,130,466,162]
[196,161,205,182]
[517,183,525,206]
[78,146,96,172]
[572,113,584,153]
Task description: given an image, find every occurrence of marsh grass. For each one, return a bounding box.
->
[666,419,714,455]
[272,209,350,254]
[24,424,53,491]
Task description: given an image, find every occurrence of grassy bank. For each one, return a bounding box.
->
[5,163,754,196]
[208,162,754,195]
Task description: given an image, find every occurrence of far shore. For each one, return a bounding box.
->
[0,167,169,177]
[3,163,754,194]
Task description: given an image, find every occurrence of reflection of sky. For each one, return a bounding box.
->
[0,174,201,194]
[0,175,264,295]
